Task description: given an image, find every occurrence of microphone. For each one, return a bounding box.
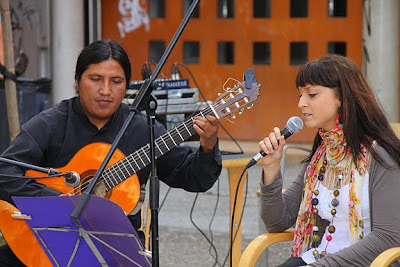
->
[64,171,81,187]
[246,116,304,168]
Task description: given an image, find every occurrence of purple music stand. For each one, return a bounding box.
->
[12,195,152,267]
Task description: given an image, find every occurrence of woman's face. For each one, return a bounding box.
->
[298,84,341,131]
[76,58,127,129]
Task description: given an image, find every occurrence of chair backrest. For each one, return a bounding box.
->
[280,144,311,177]
[390,123,400,139]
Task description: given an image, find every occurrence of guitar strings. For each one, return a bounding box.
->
[64,89,248,195]
[64,92,242,195]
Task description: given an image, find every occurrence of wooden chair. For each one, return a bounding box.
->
[239,124,400,267]
[239,229,400,267]
[239,229,294,266]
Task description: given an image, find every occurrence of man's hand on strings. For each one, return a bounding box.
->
[193,115,219,152]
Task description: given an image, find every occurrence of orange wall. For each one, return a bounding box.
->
[101,0,363,143]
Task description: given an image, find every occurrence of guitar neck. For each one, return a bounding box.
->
[101,106,215,190]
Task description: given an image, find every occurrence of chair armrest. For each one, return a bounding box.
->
[239,229,294,267]
[370,247,400,267]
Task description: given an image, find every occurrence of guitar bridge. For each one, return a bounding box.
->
[11,211,32,220]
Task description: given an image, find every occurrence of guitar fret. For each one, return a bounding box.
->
[155,142,164,155]
[161,136,170,151]
[130,154,141,170]
[116,164,126,182]
[116,164,125,182]
[126,158,136,172]
[136,151,146,166]
[199,110,205,118]
[104,170,116,188]
[175,127,184,141]
[110,165,120,185]
[183,123,192,136]
[141,147,150,163]
[101,172,112,189]
[121,160,131,176]
[168,132,177,146]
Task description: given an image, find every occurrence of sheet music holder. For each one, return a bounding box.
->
[13,195,151,267]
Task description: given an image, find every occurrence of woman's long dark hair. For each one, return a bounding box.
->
[297,54,400,166]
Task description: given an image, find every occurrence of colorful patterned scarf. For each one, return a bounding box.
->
[291,117,371,257]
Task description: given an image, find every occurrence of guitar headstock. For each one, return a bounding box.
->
[212,69,261,119]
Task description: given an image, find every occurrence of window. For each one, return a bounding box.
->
[254,0,271,18]
[218,0,234,18]
[183,41,200,63]
[290,0,308,18]
[218,42,234,64]
[183,0,200,18]
[327,42,346,56]
[149,41,165,63]
[149,0,165,18]
[290,42,307,65]
[328,0,347,17]
[253,42,271,64]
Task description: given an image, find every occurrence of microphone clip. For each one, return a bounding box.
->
[64,171,81,187]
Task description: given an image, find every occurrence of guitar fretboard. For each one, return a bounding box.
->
[100,106,214,191]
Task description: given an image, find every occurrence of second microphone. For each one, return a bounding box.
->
[246,116,304,169]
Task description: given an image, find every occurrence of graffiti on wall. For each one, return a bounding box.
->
[118,0,150,38]
[11,0,39,55]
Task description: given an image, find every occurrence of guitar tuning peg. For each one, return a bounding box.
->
[238,108,244,114]
[230,113,236,119]
[247,103,253,109]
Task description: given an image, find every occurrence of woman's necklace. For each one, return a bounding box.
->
[311,158,344,259]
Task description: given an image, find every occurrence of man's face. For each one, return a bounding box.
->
[76,58,127,129]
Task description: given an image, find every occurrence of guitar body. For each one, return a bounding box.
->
[0,200,52,266]
[0,143,141,265]
[26,142,141,214]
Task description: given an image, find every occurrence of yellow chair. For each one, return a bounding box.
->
[240,124,400,267]
[391,122,400,139]
[239,229,400,267]
[239,229,294,266]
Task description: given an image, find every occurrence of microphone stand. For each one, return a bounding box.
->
[0,157,60,176]
[71,1,200,266]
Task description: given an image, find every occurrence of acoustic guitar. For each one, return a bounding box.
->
[0,73,261,266]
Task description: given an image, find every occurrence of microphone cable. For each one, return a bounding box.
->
[189,190,220,267]
[225,166,250,267]
[207,179,222,266]
[158,186,171,212]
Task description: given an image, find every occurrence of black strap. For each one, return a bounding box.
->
[0,63,17,81]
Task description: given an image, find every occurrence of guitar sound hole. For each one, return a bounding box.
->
[79,176,107,197]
